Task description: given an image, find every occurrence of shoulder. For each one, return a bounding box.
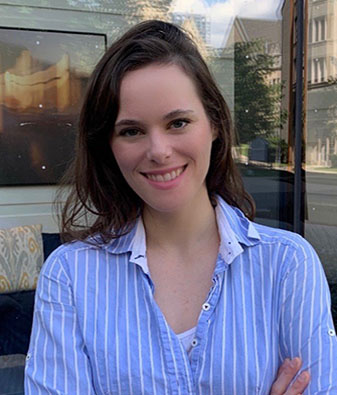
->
[253,222,308,249]
[39,238,110,279]
[253,222,319,263]
[216,195,319,264]
[40,228,137,276]
[45,239,102,261]
[250,222,323,286]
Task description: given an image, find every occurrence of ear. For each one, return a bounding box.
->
[211,127,218,142]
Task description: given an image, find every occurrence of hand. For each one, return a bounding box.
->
[270,357,310,395]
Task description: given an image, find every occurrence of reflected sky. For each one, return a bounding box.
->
[170,0,284,47]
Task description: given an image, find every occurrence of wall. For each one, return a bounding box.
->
[0,185,58,232]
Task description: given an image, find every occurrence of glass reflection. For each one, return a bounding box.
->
[0,28,105,185]
[304,0,337,288]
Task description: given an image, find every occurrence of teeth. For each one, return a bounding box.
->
[145,167,184,182]
[163,172,173,181]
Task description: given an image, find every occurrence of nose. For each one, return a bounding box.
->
[146,130,172,163]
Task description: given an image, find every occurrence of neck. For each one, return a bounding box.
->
[142,192,219,255]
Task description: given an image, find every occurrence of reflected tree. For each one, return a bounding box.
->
[234,39,286,146]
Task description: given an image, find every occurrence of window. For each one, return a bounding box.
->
[320,18,326,41]
[313,57,326,83]
[312,17,327,42]
[315,19,320,41]
[305,1,337,319]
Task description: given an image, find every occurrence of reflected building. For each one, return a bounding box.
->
[224,17,282,87]
[123,0,171,21]
[281,0,337,282]
[171,12,211,45]
[121,0,210,58]
[306,0,337,167]
[282,0,337,167]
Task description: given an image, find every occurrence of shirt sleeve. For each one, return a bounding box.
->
[24,251,96,394]
[278,239,337,394]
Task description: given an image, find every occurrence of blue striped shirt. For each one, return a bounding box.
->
[25,197,337,394]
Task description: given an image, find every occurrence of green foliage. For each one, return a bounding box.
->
[234,39,286,144]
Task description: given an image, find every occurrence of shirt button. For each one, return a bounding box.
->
[328,328,336,336]
[191,339,198,347]
[26,354,31,360]
[202,303,211,311]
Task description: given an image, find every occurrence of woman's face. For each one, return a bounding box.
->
[110,63,216,214]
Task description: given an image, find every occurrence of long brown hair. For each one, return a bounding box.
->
[58,20,255,242]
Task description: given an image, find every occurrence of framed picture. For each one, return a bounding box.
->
[0,27,107,185]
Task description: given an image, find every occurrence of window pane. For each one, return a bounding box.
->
[321,18,325,40]
[305,0,337,302]
[229,2,288,230]
[315,19,319,41]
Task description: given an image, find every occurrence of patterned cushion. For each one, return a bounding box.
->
[0,225,43,293]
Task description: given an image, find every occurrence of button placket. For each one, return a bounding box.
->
[198,282,217,337]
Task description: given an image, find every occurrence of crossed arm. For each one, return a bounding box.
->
[271,357,310,395]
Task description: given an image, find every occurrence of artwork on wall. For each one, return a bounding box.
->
[0,27,106,185]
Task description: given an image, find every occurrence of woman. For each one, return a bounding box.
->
[25,20,336,394]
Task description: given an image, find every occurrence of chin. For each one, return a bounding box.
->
[142,193,196,215]
[144,201,183,214]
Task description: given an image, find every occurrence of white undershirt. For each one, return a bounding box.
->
[177,326,197,358]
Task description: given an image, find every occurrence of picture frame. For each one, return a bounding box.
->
[0,27,107,185]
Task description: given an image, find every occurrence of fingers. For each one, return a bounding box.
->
[277,358,291,376]
[270,357,310,395]
[285,370,310,395]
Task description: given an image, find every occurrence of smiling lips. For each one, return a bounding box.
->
[142,166,186,182]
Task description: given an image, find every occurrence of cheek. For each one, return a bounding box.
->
[189,130,214,160]
[110,141,133,172]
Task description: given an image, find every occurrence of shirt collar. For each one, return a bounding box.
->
[103,195,261,272]
[215,196,260,267]
[99,218,150,273]
[129,219,149,274]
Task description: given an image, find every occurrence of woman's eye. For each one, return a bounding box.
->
[170,119,189,130]
[119,129,141,137]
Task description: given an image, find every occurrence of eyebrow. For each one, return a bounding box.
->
[114,109,195,128]
[163,109,195,120]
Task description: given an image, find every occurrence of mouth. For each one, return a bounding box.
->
[141,165,187,183]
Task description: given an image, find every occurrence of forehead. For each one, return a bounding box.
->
[120,62,194,89]
[116,63,205,120]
